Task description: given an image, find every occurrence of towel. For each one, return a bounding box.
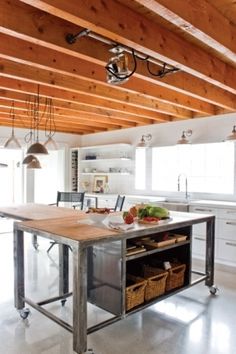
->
[108,221,134,232]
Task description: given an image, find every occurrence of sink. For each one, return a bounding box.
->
[164,197,190,204]
[161,200,189,212]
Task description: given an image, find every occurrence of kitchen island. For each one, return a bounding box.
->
[13,208,215,354]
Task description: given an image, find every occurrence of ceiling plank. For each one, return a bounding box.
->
[0,99,137,129]
[0,33,216,115]
[133,0,236,64]
[0,58,192,118]
[19,0,236,93]
[1,0,235,111]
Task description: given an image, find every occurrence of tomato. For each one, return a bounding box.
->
[123,212,134,224]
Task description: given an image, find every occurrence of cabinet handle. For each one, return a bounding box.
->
[194,208,213,212]
[195,237,205,241]
[226,210,236,214]
[225,242,236,247]
[226,221,236,226]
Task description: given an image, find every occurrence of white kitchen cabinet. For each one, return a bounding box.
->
[189,205,218,260]
[190,203,236,267]
[217,208,236,266]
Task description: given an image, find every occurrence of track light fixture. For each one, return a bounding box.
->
[65,29,180,85]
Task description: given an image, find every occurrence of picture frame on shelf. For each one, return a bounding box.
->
[93,175,108,193]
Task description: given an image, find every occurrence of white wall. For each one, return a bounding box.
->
[79,112,236,147]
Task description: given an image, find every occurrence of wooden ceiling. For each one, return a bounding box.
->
[0,0,236,135]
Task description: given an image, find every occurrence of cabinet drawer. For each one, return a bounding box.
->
[219,208,236,220]
[217,239,236,264]
[189,205,218,216]
[218,219,236,241]
[192,235,206,257]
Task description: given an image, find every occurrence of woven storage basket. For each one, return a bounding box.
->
[126,275,147,311]
[165,264,186,291]
[144,272,168,301]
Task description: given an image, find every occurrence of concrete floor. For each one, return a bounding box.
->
[0,219,236,354]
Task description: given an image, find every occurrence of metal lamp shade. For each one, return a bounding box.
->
[27,142,48,155]
[22,154,36,164]
[27,157,42,169]
[4,133,21,149]
[44,136,58,150]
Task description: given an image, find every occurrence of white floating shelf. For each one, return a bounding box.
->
[81,172,131,175]
[81,158,131,162]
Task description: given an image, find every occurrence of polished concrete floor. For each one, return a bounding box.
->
[0,219,236,354]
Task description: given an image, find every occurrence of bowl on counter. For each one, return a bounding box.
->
[86,208,110,224]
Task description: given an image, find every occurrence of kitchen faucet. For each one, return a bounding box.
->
[177,174,189,200]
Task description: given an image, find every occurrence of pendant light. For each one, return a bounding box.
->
[44,98,58,150]
[27,156,42,169]
[4,102,21,149]
[26,85,48,155]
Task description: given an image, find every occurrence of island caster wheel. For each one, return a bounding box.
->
[209,285,219,295]
[19,308,30,320]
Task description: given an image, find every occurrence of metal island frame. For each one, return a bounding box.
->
[9,206,216,354]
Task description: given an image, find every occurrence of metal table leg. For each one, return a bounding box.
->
[32,234,39,250]
[14,228,25,310]
[59,244,69,300]
[205,217,215,287]
[73,243,88,354]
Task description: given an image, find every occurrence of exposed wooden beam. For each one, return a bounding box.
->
[1,0,235,111]
[134,0,236,63]
[0,58,192,118]
[19,0,236,93]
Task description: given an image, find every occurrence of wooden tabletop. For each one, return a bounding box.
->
[0,203,83,221]
[14,209,214,245]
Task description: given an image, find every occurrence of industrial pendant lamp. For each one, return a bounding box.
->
[27,156,42,169]
[177,129,192,144]
[4,102,21,149]
[26,85,48,155]
[22,154,37,165]
[44,98,58,150]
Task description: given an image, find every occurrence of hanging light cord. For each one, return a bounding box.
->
[44,98,56,138]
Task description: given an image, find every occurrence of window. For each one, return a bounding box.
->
[152,142,234,194]
[135,148,146,189]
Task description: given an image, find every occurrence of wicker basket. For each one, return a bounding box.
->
[143,263,186,292]
[165,264,186,291]
[144,272,168,301]
[126,275,147,311]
